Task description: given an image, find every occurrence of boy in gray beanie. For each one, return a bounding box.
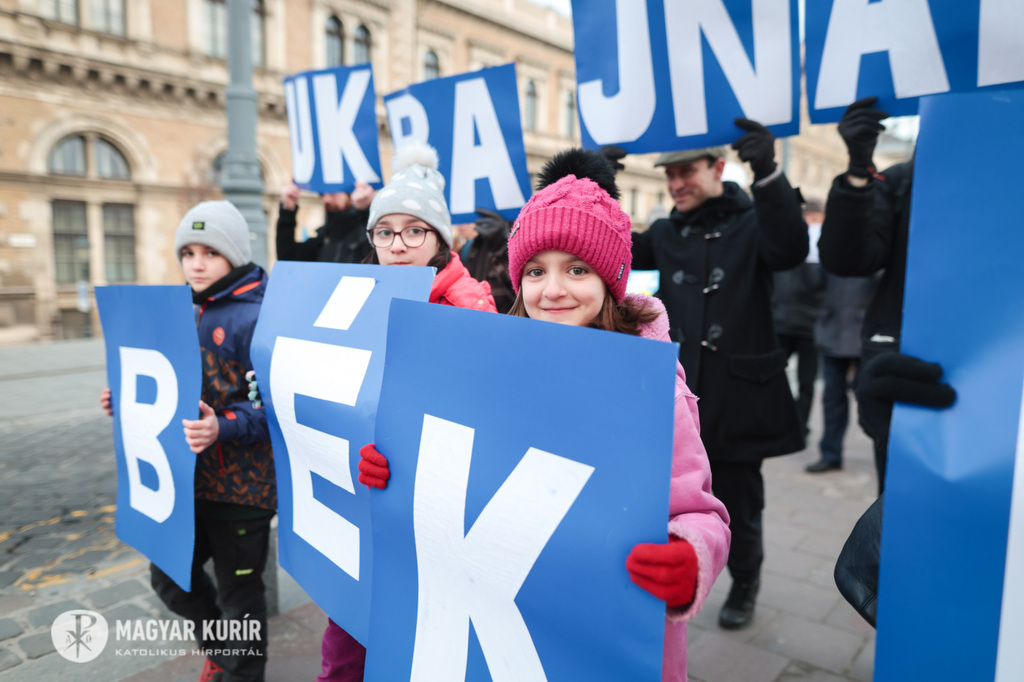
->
[104,198,274,681]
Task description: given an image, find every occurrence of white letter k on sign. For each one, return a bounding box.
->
[410,414,594,681]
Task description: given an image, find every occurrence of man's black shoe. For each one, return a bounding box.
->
[805,459,842,473]
[719,579,759,629]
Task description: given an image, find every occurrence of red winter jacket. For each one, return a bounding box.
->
[428,252,497,312]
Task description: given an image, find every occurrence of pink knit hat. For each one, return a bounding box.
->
[508,148,633,302]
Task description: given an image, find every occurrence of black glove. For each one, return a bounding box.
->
[473,207,511,239]
[598,145,627,173]
[838,96,889,178]
[856,352,956,448]
[731,118,777,180]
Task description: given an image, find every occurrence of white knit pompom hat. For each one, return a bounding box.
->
[366,141,453,247]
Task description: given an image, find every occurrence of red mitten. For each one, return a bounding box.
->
[626,536,699,608]
[358,443,390,489]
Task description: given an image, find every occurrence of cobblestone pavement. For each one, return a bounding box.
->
[0,338,877,681]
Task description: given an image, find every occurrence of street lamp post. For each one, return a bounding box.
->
[221,0,267,266]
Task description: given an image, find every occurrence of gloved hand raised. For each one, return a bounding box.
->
[358,443,391,489]
[731,118,777,180]
[838,96,889,178]
[473,207,512,239]
[626,536,699,608]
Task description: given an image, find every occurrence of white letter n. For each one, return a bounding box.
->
[410,415,594,682]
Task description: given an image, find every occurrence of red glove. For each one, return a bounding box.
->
[358,443,390,489]
[626,536,698,608]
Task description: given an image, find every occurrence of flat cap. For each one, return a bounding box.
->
[654,146,728,167]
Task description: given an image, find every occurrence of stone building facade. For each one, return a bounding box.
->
[0,0,907,343]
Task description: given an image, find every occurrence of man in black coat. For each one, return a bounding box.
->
[275,180,374,264]
[633,119,808,629]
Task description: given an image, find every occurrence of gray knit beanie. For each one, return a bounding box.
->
[174,200,252,268]
[367,142,452,247]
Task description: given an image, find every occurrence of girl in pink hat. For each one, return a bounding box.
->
[360,148,730,681]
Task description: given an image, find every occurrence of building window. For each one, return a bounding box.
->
[629,187,638,217]
[53,200,90,285]
[49,136,87,176]
[423,50,440,80]
[103,204,136,283]
[90,0,124,35]
[204,0,227,58]
[354,24,371,64]
[563,90,576,139]
[251,0,265,67]
[524,80,537,131]
[326,16,344,67]
[41,0,79,26]
[95,138,130,179]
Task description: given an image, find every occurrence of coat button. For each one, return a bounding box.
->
[708,324,723,341]
[672,270,684,285]
[710,267,725,284]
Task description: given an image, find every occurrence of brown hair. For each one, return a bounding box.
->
[361,230,452,271]
[507,287,659,336]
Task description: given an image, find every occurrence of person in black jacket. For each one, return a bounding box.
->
[818,97,919,492]
[275,180,374,264]
[633,118,808,630]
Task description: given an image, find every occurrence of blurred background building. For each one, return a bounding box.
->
[0,0,913,343]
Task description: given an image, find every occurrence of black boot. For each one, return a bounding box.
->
[719,578,760,629]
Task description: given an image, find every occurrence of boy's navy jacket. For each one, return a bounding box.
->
[194,264,276,511]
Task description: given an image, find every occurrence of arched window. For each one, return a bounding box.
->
[354,24,371,64]
[524,80,538,132]
[326,16,344,67]
[563,90,576,139]
[90,0,125,35]
[251,0,266,67]
[423,50,440,80]
[49,136,87,176]
[48,134,136,286]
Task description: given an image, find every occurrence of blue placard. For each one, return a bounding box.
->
[383,63,531,224]
[248,261,433,644]
[365,299,677,681]
[806,1,1024,123]
[284,64,383,193]
[96,285,201,591]
[571,0,800,153]
[875,88,1024,680]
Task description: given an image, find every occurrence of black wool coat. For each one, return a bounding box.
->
[633,179,809,462]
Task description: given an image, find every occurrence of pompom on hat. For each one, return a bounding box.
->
[174,200,251,268]
[367,141,453,247]
[508,148,633,303]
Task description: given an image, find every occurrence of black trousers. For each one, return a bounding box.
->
[710,460,765,584]
[150,513,272,682]
[777,333,819,434]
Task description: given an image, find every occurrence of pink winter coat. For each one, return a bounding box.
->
[630,293,731,682]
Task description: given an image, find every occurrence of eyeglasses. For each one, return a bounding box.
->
[369,226,436,248]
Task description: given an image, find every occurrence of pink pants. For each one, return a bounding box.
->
[317,618,366,682]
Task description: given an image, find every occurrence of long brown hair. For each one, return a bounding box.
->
[361,230,452,271]
[508,287,659,336]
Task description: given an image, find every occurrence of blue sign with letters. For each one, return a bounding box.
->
[249,261,433,644]
[284,64,383,193]
[571,0,800,153]
[365,299,677,681]
[877,88,1024,680]
[96,285,201,591]
[806,0,1024,122]
[384,63,531,225]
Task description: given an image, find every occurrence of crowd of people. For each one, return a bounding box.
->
[98,96,954,682]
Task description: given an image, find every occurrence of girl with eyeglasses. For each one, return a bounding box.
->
[319,141,496,682]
